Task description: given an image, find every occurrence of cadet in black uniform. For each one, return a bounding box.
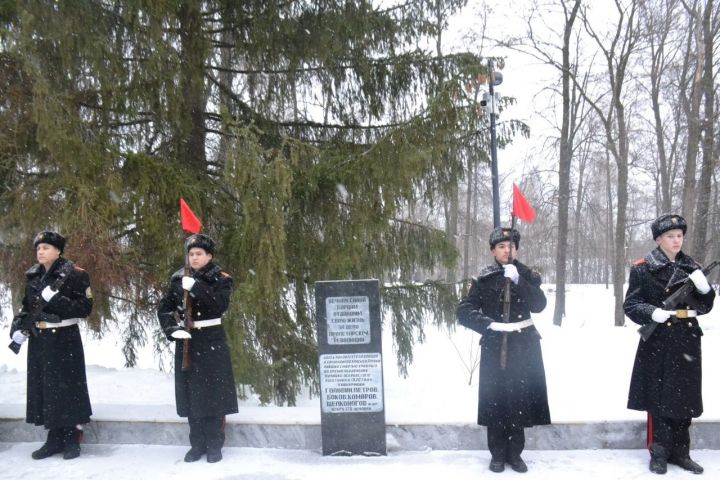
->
[9,231,93,460]
[625,214,715,474]
[457,227,550,474]
[157,234,238,463]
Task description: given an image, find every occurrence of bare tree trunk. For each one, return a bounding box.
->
[580,0,639,325]
[691,0,715,262]
[679,2,704,228]
[643,0,676,212]
[605,149,614,289]
[552,0,582,327]
[614,102,630,327]
[572,146,587,283]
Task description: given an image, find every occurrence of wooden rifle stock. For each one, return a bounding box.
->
[181,264,194,370]
[500,277,512,369]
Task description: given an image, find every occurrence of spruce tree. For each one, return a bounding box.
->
[0,1,524,404]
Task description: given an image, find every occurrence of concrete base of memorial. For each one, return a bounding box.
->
[2,404,719,450]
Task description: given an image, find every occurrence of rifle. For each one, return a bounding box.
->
[8,262,73,354]
[638,260,718,341]
[499,216,517,370]
[181,265,194,371]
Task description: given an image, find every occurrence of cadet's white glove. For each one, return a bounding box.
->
[688,269,711,294]
[181,276,196,291]
[651,308,674,323]
[503,264,519,284]
[171,329,192,340]
[41,286,58,302]
[12,330,28,344]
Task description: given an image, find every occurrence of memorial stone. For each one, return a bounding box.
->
[315,279,386,456]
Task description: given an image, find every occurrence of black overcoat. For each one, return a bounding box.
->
[10,257,93,429]
[157,262,239,418]
[457,260,551,428]
[624,248,715,418]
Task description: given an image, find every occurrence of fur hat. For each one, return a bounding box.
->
[489,227,520,249]
[185,233,215,255]
[651,214,687,239]
[33,231,66,253]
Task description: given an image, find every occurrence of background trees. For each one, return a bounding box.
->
[0,0,718,400]
[475,0,719,326]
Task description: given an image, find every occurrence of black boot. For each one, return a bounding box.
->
[489,457,505,473]
[508,456,528,473]
[32,429,64,460]
[669,456,703,474]
[650,456,667,474]
[185,417,206,462]
[63,427,82,460]
[184,447,205,462]
[206,448,222,463]
[203,416,225,463]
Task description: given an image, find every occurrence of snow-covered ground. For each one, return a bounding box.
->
[2,443,720,479]
[1,284,719,478]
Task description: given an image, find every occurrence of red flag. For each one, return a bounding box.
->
[512,183,536,223]
[180,198,202,234]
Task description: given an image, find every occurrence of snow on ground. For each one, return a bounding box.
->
[1,284,719,478]
[1,443,719,480]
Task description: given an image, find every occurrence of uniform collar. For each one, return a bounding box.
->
[645,247,696,273]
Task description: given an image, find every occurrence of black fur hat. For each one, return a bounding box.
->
[651,214,687,239]
[489,227,520,249]
[185,233,215,255]
[33,231,66,253]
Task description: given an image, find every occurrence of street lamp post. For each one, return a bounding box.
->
[487,59,502,228]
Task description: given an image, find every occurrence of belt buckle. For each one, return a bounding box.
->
[675,310,689,319]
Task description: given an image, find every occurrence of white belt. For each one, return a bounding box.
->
[182,318,222,329]
[36,318,80,329]
[673,310,697,319]
[510,319,534,331]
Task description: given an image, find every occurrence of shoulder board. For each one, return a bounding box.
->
[73,265,86,272]
[477,265,501,279]
[220,271,232,278]
[633,258,646,266]
[25,264,41,276]
[171,267,185,279]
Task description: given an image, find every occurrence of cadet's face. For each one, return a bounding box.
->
[188,247,212,270]
[36,243,61,268]
[656,229,684,258]
[491,241,517,265]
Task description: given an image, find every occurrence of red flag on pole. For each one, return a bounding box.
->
[512,183,536,223]
[180,198,202,235]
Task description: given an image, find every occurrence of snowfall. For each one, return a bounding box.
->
[1,283,720,479]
